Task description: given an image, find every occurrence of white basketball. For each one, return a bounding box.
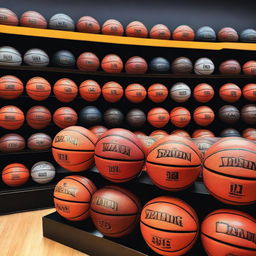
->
[31,161,56,184]
[194,57,215,75]
[0,46,22,66]
[49,13,75,31]
[24,48,49,66]
[170,82,191,103]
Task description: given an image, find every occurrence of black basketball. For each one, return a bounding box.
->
[79,106,102,126]
[104,108,124,127]
[52,50,75,67]
[196,26,216,42]
[126,108,146,128]
[241,104,256,124]
[149,57,170,73]
[240,29,256,43]
[220,128,241,137]
[218,105,240,124]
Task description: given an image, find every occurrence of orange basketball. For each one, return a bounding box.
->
[79,80,101,102]
[243,83,256,101]
[2,163,29,187]
[89,125,108,138]
[101,54,123,73]
[102,81,123,103]
[140,196,199,256]
[76,16,100,33]
[148,83,168,103]
[170,107,191,128]
[172,25,195,41]
[26,77,51,101]
[193,106,215,126]
[76,52,100,71]
[95,128,145,182]
[243,61,256,75]
[203,137,256,205]
[20,11,47,29]
[102,19,124,36]
[150,130,168,137]
[219,83,241,103]
[52,126,97,172]
[243,128,256,141]
[53,107,78,128]
[54,175,96,221]
[192,129,215,138]
[0,75,24,99]
[0,105,24,130]
[126,21,148,38]
[170,130,191,138]
[193,83,214,103]
[90,186,141,237]
[125,83,146,103]
[147,107,169,128]
[146,135,201,191]
[26,106,51,129]
[53,78,78,102]
[134,131,147,136]
[125,56,148,74]
[150,24,171,39]
[201,209,256,256]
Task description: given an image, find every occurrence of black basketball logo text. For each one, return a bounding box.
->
[229,183,244,197]
[0,15,8,21]
[5,84,15,89]
[108,165,120,174]
[97,220,112,230]
[36,84,44,90]
[11,174,20,180]
[219,156,256,171]
[3,54,13,61]
[4,115,15,120]
[55,183,77,197]
[102,142,131,156]
[55,203,70,213]
[157,148,191,161]
[151,235,171,249]
[7,142,18,149]
[32,56,41,62]
[94,196,118,211]
[55,135,78,146]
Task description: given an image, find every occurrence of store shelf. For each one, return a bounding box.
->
[0,25,256,51]
[0,149,51,156]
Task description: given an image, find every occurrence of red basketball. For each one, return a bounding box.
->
[217,27,239,42]
[101,54,123,73]
[0,75,24,99]
[147,107,169,128]
[126,21,148,38]
[125,83,147,103]
[102,81,123,103]
[243,128,256,141]
[170,130,191,138]
[170,107,191,128]
[243,83,256,101]
[134,131,147,137]
[76,16,100,33]
[77,52,100,71]
[79,80,101,102]
[0,8,18,26]
[193,106,215,126]
[193,83,214,103]
[0,133,25,152]
[0,105,24,130]
[150,130,168,140]
[243,61,256,75]
[20,11,47,29]
[125,56,148,74]
[53,107,78,128]
[53,78,78,102]
[26,77,51,101]
[172,25,195,41]
[150,24,171,39]
[95,128,145,182]
[27,133,52,150]
[102,19,124,36]
[219,83,241,102]
[89,125,108,138]
[26,106,51,129]
[192,129,215,138]
[219,59,241,74]
[2,163,30,187]
[148,83,168,103]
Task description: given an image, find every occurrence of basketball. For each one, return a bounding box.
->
[20,11,47,29]
[193,106,215,126]
[95,128,145,182]
[126,21,148,38]
[26,77,51,101]
[170,130,191,138]
[89,125,108,138]
[196,26,216,41]
[2,163,30,187]
[52,126,97,172]
[79,106,102,126]
[219,83,241,102]
[102,19,124,36]
[171,57,193,74]
[79,80,101,102]
[24,48,49,67]
[149,57,170,73]
[102,81,123,103]
[54,175,96,220]
[219,59,241,74]
[27,133,52,151]
[243,61,256,75]
[26,106,51,129]
[150,130,168,139]
[101,54,123,73]
[90,186,141,237]
[125,56,148,74]
[194,58,215,75]
[147,107,169,128]
[126,108,146,128]
[141,196,199,256]
[137,135,157,156]
[192,129,215,138]
[203,137,256,205]
[241,104,256,124]
[201,209,256,256]
[134,131,147,137]
[76,52,100,71]
[53,107,78,128]
[193,83,214,103]
[31,161,56,184]
[49,13,75,31]
[240,28,256,43]
[218,105,240,124]
[0,133,25,152]
[193,137,216,160]
[220,128,241,137]
[0,105,24,130]
[53,78,78,102]
[217,27,239,42]
[150,24,171,39]
[243,128,256,141]
[243,83,256,101]
[104,108,124,127]
[172,25,195,41]
[170,82,191,103]
[0,46,22,66]
[148,83,168,103]
[170,107,191,128]
[0,75,24,99]
[125,83,147,103]
[76,16,100,34]
[52,50,75,68]
[0,8,18,26]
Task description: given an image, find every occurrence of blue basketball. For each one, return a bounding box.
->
[196,26,216,42]
[79,106,102,126]
[149,57,170,73]
[52,50,75,67]
[240,29,256,43]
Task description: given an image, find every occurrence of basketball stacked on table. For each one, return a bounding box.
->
[101,54,123,73]
[0,75,24,99]
[79,80,101,102]
[77,52,100,71]
[53,78,78,102]
[125,83,147,103]
[26,77,51,101]
[147,107,169,128]
[26,106,51,129]
[102,81,123,103]
[53,107,78,128]
[0,105,24,130]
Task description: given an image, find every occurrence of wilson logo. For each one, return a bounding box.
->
[102,143,131,156]
[55,135,78,146]
[55,183,77,197]
[220,157,256,171]
[157,148,191,161]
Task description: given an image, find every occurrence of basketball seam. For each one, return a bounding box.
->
[100,172,140,182]
[90,208,137,216]
[54,196,90,204]
[95,154,144,162]
[147,160,201,168]
[60,128,95,145]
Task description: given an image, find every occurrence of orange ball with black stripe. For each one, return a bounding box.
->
[53,78,78,102]
[54,175,96,221]
[26,77,51,101]
[26,106,51,129]
[243,83,256,102]
[125,83,147,103]
[140,196,199,256]
[148,83,168,103]
[170,130,191,138]
[147,107,169,128]
[79,80,101,102]
[89,125,108,138]
[193,106,215,126]
[170,107,191,128]
[101,54,123,73]
[219,83,241,103]
[0,75,24,99]
[243,128,256,141]
[203,137,256,205]
[53,107,78,129]
[193,83,214,103]
[146,135,201,191]
[192,129,215,138]
[95,128,145,182]
[201,209,256,256]
[52,126,98,172]
[126,21,148,38]
[102,81,123,103]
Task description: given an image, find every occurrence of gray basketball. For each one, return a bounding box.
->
[172,57,193,74]
[220,128,241,137]
[196,26,216,42]
[218,105,240,124]
[194,58,215,75]
[31,161,56,184]
[52,50,75,67]
[0,46,22,66]
[240,29,256,43]
[24,48,49,66]
[49,13,75,31]
[170,82,191,103]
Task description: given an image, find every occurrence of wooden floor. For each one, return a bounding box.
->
[0,209,88,256]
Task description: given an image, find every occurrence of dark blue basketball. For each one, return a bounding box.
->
[149,57,170,73]
[240,29,256,43]
[52,50,75,67]
[79,106,102,126]
[196,26,216,42]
